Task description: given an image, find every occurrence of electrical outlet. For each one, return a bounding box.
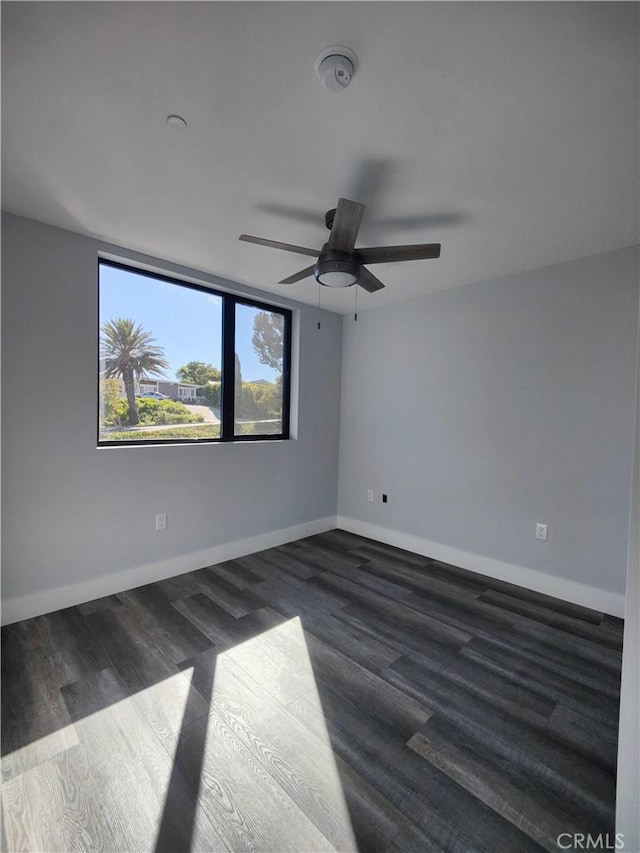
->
[156,513,167,531]
[367,490,374,503]
[535,522,548,541]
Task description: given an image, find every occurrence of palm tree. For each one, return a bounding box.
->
[100,318,169,425]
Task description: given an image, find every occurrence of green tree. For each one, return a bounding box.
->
[252,312,284,372]
[101,318,169,425]
[235,353,246,417]
[176,361,221,406]
[99,377,125,427]
[175,361,221,386]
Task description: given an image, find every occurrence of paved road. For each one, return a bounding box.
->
[183,404,220,424]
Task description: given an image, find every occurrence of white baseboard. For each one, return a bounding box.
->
[337,516,626,617]
[1,516,337,625]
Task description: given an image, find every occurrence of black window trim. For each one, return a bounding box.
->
[98,258,292,446]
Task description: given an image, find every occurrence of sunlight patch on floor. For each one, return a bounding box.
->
[1,667,194,852]
[2,618,357,852]
[207,616,358,850]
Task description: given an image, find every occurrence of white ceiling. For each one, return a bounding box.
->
[2,2,638,314]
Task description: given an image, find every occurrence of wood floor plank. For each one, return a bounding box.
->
[162,708,342,852]
[289,538,370,570]
[4,666,222,853]
[483,628,621,696]
[212,558,265,589]
[395,635,556,722]
[1,621,79,770]
[314,677,543,853]
[311,572,472,649]
[601,614,625,637]
[2,744,142,853]
[311,559,415,601]
[173,592,237,646]
[87,605,186,693]
[401,586,519,630]
[302,631,434,739]
[358,557,482,602]
[460,637,620,727]
[384,819,448,853]
[347,540,432,568]
[255,546,324,580]
[514,618,623,671]
[285,690,331,743]
[77,594,122,615]
[227,604,288,642]
[233,552,308,587]
[311,529,372,552]
[334,755,414,853]
[415,557,607,624]
[255,573,349,614]
[192,567,265,617]
[253,578,401,673]
[202,652,358,850]
[407,724,594,852]
[65,666,224,852]
[386,656,615,824]
[399,589,622,692]
[480,590,623,647]
[174,594,285,652]
[63,665,210,743]
[31,607,113,687]
[154,571,203,601]
[333,601,470,663]
[116,584,214,662]
[548,704,619,772]
[223,615,318,705]
[1,688,79,782]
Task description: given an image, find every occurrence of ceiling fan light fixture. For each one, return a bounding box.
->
[315,258,358,287]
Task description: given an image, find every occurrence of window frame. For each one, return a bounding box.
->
[98,259,292,447]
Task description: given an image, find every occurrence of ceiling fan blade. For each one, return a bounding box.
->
[278,264,316,285]
[239,234,318,258]
[355,243,441,264]
[358,266,385,293]
[328,198,365,254]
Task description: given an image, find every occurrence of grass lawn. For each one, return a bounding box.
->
[102,424,220,441]
[99,421,283,442]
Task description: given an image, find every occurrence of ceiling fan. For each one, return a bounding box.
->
[239,197,441,292]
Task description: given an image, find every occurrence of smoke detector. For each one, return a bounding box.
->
[314,45,358,93]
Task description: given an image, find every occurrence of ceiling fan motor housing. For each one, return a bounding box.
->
[315,245,358,287]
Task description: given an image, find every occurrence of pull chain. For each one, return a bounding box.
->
[354,282,358,322]
[317,282,322,330]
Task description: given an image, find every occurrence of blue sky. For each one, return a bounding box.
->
[99,265,279,383]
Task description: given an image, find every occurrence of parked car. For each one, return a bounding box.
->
[141,391,169,400]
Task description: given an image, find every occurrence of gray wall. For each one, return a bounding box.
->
[338,247,639,596]
[616,290,639,850]
[1,213,342,604]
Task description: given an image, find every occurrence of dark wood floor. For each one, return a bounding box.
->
[1,530,623,852]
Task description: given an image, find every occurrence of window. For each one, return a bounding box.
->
[98,260,291,445]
